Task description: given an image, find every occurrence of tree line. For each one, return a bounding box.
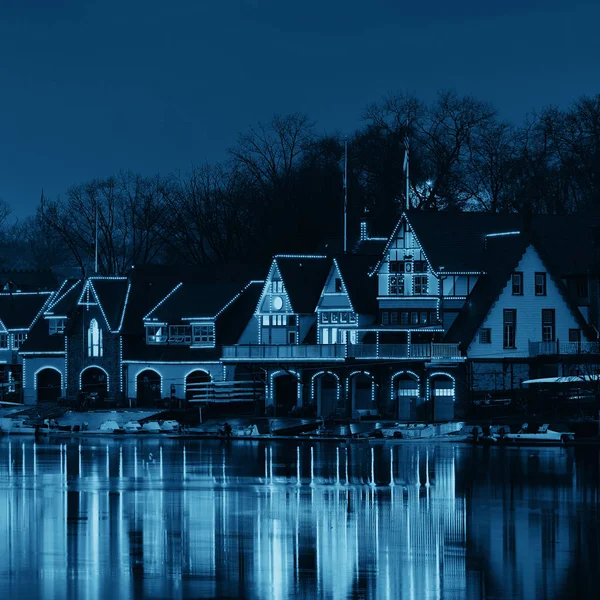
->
[2,90,599,275]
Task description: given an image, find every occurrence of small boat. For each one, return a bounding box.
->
[99,420,123,433]
[142,421,161,433]
[380,423,436,439]
[505,423,574,444]
[160,420,180,433]
[123,421,142,433]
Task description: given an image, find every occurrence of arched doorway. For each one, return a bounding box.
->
[81,367,108,401]
[392,372,420,421]
[313,372,340,417]
[272,372,299,416]
[349,372,376,415]
[185,370,211,403]
[36,368,62,403]
[429,373,455,421]
[136,370,162,407]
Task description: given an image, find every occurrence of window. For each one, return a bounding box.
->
[479,328,491,344]
[569,329,581,342]
[321,313,330,324]
[381,311,389,325]
[146,325,167,344]
[334,278,342,292]
[512,272,523,295]
[576,277,588,298]
[271,280,284,293]
[262,315,270,326]
[419,311,429,325]
[389,275,404,295]
[49,318,66,335]
[410,312,419,325]
[413,260,427,273]
[330,312,339,323]
[87,319,103,357]
[0,334,7,349]
[192,324,215,347]
[503,310,516,349]
[534,272,546,296]
[169,325,191,344]
[12,332,27,349]
[340,312,349,323]
[400,312,409,325]
[390,312,398,325]
[542,309,555,343]
[389,260,405,273]
[413,275,428,295]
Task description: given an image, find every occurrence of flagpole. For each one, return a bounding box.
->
[404,127,410,211]
[94,200,98,274]
[343,137,348,254]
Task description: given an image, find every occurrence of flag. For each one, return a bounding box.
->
[403,133,409,173]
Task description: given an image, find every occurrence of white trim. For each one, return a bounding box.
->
[79,365,110,391]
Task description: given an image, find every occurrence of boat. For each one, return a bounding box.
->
[380,423,436,439]
[142,421,161,433]
[123,421,142,433]
[504,423,575,444]
[160,420,180,433]
[0,418,36,435]
[99,420,123,433]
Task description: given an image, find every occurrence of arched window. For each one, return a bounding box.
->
[88,319,103,357]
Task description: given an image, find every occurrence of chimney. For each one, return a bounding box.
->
[360,207,370,241]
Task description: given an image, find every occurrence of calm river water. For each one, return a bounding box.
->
[0,438,598,599]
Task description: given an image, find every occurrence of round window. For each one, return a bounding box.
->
[273,296,283,310]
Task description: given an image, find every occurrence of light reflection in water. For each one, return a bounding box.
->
[0,439,597,599]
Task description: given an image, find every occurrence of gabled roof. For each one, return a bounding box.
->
[88,278,130,331]
[145,282,246,323]
[444,234,528,348]
[275,256,331,314]
[0,292,53,330]
[0,269,58,292]
[45,280,83,316]
[445,234,594,349]
[18,317,65,354]
[334,255,378,314]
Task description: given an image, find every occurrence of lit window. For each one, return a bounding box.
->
[389,275,404,295]
[87,319,103,357]
[49,319,66,335]
[262,315,270,326]
[146,325,167,344]
[414,276,428,295]
[479,328,491,344]
[321,313,330,324]
[534,272,546,296]
[192,324,215,347]
[13,332,28,349]
[168,325,191,344]
[511,272,523,296]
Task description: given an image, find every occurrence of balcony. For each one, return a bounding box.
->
[529,341,600,357]
[343,343,463,360]
[222,344,346,361]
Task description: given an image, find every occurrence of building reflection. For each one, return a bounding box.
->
[0,439,598,599]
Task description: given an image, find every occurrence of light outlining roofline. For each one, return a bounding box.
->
[368,212,435,277]
[143,282,183,321]
[485,231,520,238]
[117,281,132,332]
[46,279,82,312]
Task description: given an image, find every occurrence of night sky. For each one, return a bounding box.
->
[1,0,599,219]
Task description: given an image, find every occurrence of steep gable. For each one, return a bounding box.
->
[465,244,588,358]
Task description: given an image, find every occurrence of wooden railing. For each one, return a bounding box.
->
[222,344,345,360]
[529,341,600,357]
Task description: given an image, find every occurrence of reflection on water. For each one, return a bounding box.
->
[0,439,598,599]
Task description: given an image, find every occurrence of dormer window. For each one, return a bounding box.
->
[192,324,215,347]
[49,319,66,335]
[87,319,103,357]
[168,325,191,345]
[147,325,167,344]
